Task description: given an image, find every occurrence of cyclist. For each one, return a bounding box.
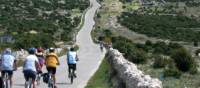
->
[1,48,17,87]
[36,48,45,69]
[23,48,41,88]
[35,48,45,84]
[99,41,104,51]
[67,47,79,78]
[45,47,60,88]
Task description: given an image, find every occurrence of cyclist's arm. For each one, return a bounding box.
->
[66,53,69,63]
[55,55,60,65]
[13,59,17,70]
[76,54,79,61]
[35,61,41,71]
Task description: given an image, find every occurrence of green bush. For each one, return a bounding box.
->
[164,65,181,78]
[153,55,169,68]
[195,49,200,56]
[145,40,152,46]
[171,48,197,72]
[129,48,147,64]
[112,36,147,64]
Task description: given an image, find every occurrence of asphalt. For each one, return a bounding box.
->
[12,0,106,88]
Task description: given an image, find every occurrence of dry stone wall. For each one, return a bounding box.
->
[107,48,162,88]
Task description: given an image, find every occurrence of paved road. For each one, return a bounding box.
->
[13,0,105,88]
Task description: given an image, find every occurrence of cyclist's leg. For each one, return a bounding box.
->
[73,64,77,77]
[52,67,56,86]
[68,64,71,78]
[1,70,6,78]
[7,70,13,87]
[30,70,37,88]
[23,70,30,87]
[47,67,57,86]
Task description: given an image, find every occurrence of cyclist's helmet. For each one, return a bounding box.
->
[28,48,36,54]
[49,47,55,52]
[37,48,43,52]
[70,47,75,51]
[4,48,12,54]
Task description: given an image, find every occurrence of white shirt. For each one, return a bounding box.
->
[1,54,16,70]
[23,55,38,72]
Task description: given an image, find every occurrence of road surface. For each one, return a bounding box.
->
[13,0,105,88]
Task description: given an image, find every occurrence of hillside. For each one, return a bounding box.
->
[0,0,89,49]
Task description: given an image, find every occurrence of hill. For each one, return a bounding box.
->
[0,0,89,49]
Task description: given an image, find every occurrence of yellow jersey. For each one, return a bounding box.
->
[45,53,59,67]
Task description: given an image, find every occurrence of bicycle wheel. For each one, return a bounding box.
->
[36,74,41,85]
[48,80,54,88]
[29,79,32,88]
[70,70,73,84]
[25,78,32,88]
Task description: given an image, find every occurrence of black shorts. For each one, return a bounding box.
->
[46,67,56,75]
[68,64,76,71]
[1,70,13,77]
[23,70,37,81]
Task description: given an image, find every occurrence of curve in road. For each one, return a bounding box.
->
[12,0,105,88]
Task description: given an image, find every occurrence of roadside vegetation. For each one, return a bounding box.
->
[92,0,200,87]
[100,30,200,87]
[85,58,112,88]
[0,0,89,49]
[118,12,200,42]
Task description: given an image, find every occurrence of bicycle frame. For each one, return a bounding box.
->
[48,71,54,88]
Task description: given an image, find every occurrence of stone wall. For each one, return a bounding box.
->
[107,48,162,88]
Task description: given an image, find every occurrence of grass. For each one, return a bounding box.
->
[85,58,112,88]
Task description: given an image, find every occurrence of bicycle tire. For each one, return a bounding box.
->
[70,69,74,84]
[48,72,54,88]
[70,75,73,84]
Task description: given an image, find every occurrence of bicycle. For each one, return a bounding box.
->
[48,71,54,88]
[25,78,33,88]
[2,72,11,88]
[68,66,76,84]
[36,72,42,85]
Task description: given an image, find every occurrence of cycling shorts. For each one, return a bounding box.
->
[68,64,76,71]
[23,70,37,81]
[1,70,13,77]
[46,67,56,75]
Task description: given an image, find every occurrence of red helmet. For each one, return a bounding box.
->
[37,48,43,52]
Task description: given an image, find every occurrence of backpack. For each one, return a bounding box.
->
[42,73,49,84]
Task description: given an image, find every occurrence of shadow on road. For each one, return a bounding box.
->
[56,82,71,85]
[14,83,24,87]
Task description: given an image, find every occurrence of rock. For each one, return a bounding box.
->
[108,49,162,88]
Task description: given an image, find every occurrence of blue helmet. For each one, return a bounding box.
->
[4,48,12,54]
[28,48,36,54]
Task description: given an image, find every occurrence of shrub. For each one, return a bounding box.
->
[195,49,200,56]
[153,55,169,68]
[112,36,147,64]
[171,48,197,72]
[145,40,152,46]
[164,65,181,78]
[129,48,147,64]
